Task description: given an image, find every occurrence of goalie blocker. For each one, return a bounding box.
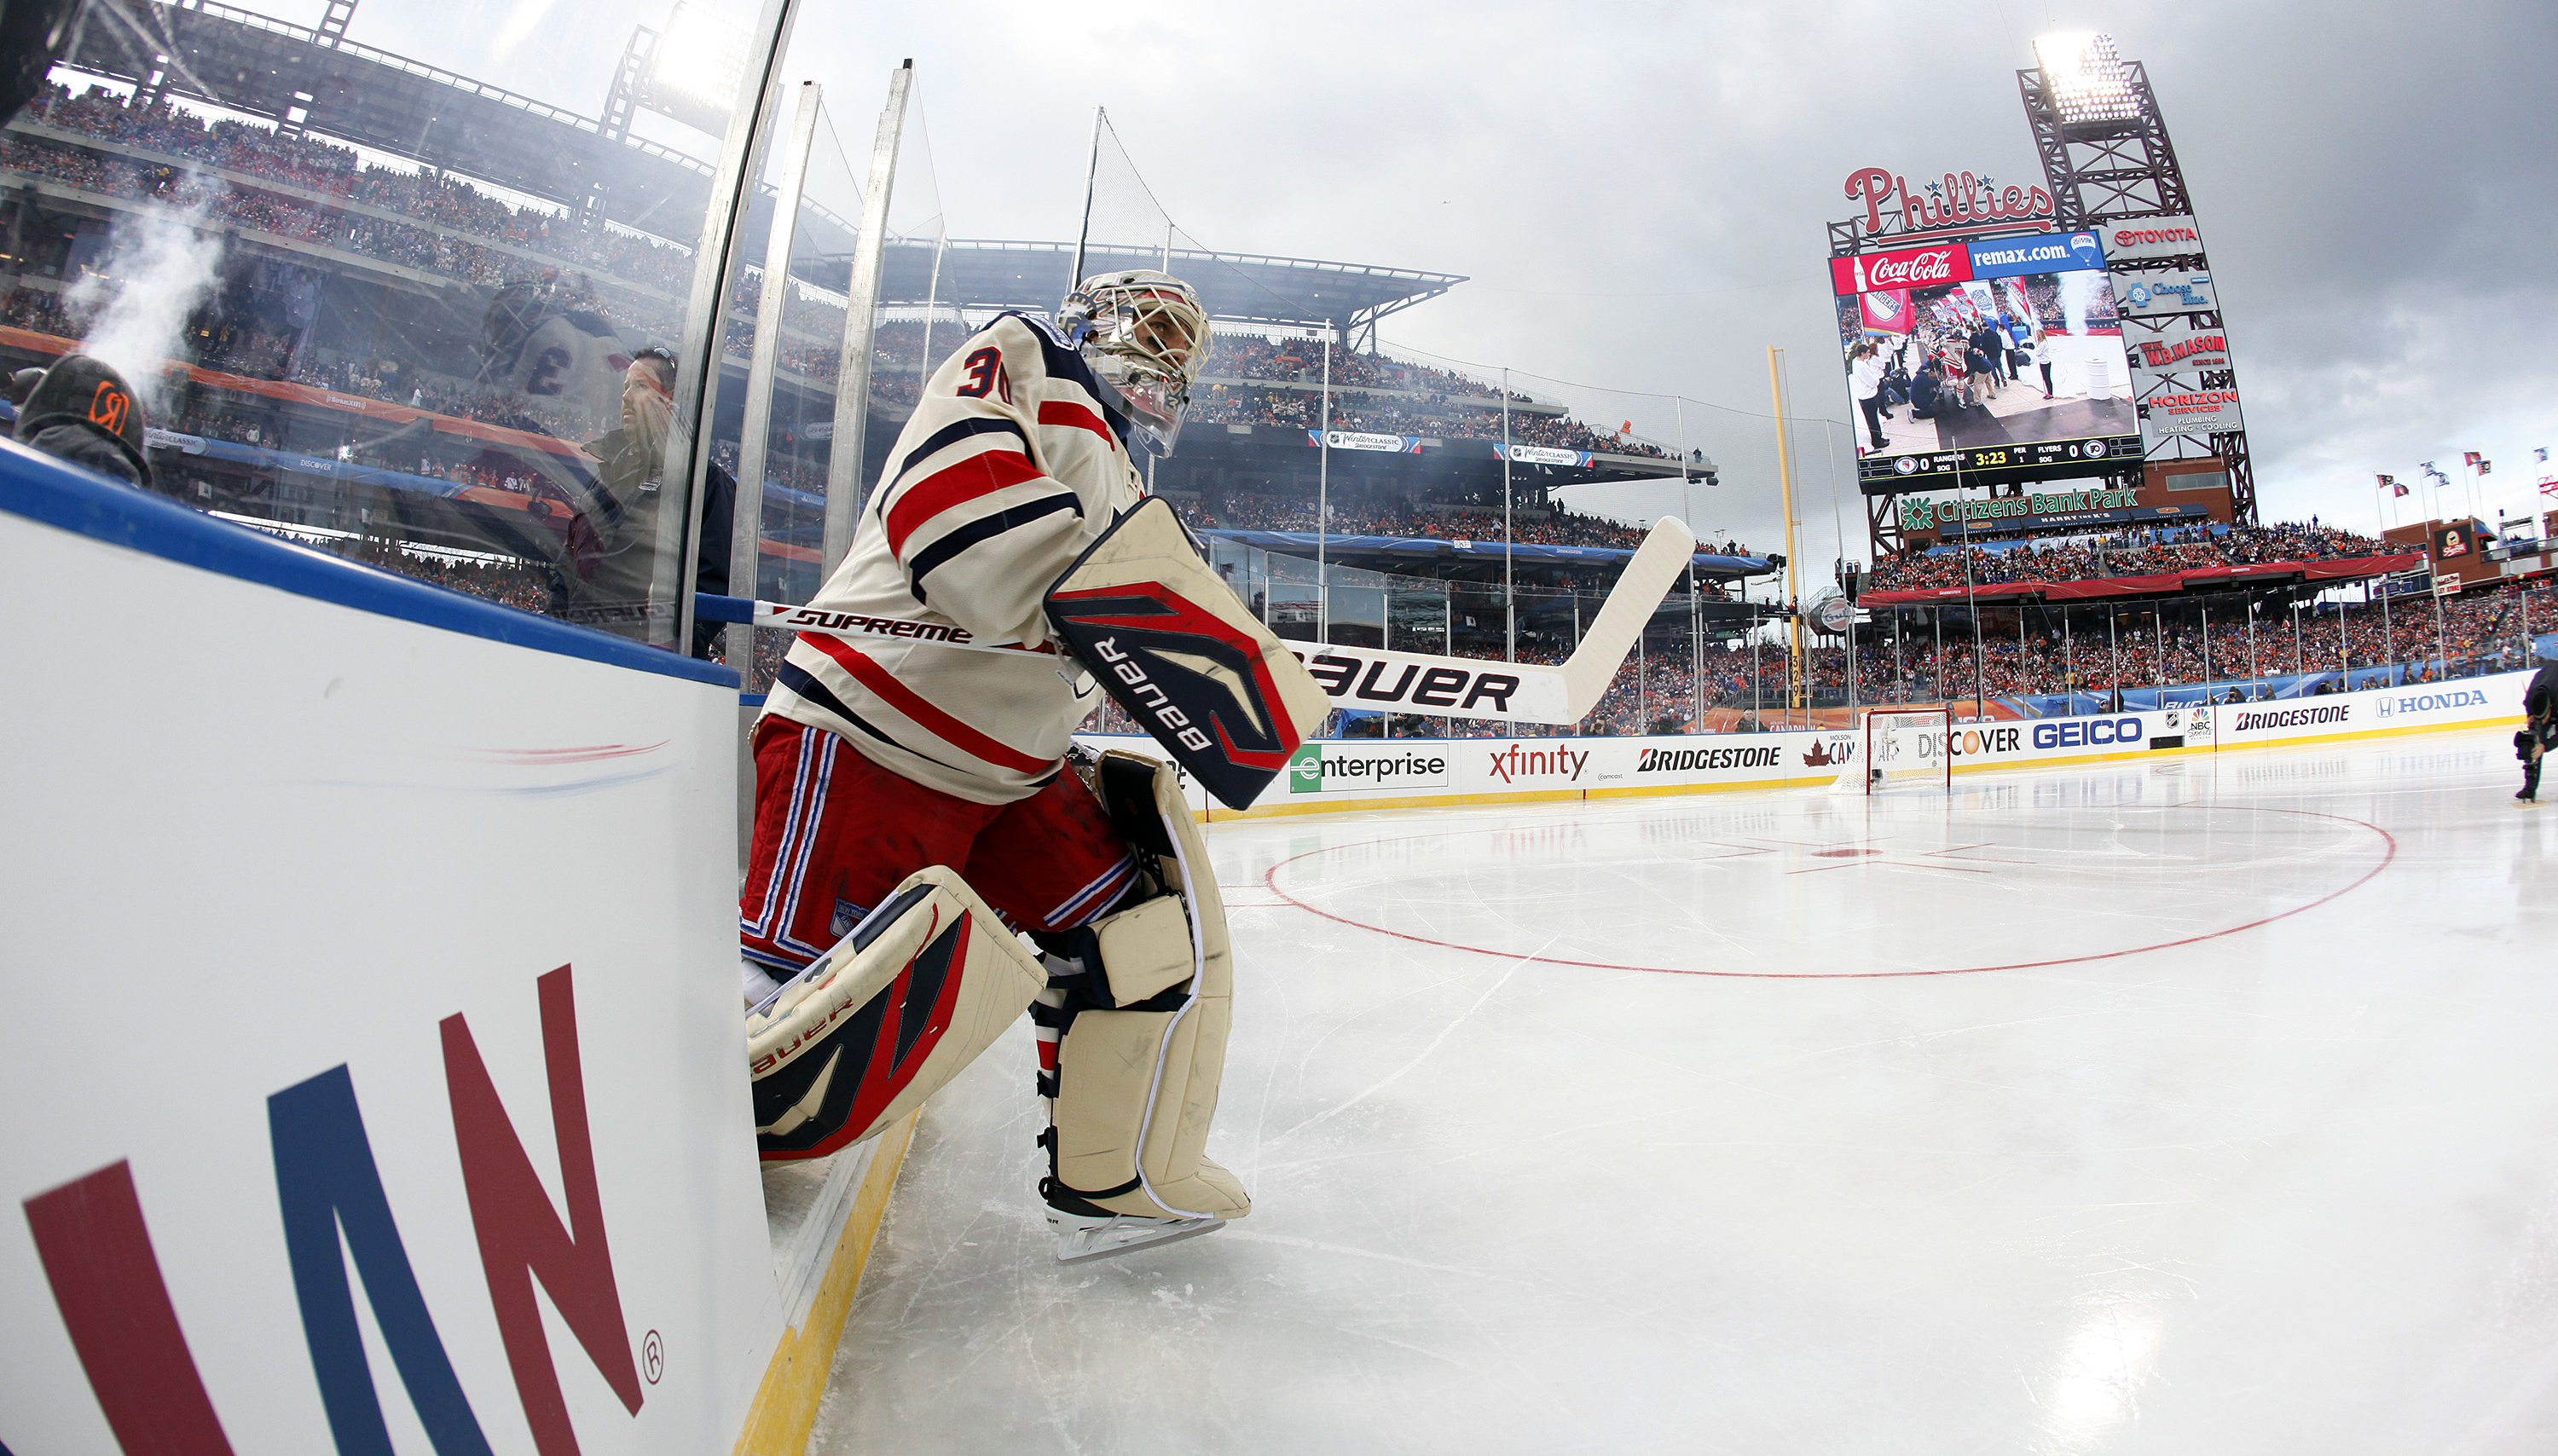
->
[1045,496,1331,811]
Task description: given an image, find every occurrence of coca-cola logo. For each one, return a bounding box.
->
[1844,165,2054,237]
[1863,249,1959,286]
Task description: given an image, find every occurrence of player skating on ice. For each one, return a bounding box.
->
[2520,656,2558,803]
[733,270,1328,1262]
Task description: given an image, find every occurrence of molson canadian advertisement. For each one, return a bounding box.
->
[1832,227,2142,491]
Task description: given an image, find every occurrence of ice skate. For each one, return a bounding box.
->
[1046,1205,1226,1263]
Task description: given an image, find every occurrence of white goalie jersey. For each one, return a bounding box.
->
[761,313,1149,804]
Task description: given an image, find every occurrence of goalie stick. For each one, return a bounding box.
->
[696,514,1699,725]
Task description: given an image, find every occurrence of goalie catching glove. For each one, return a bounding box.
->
[1045,496,1330,811]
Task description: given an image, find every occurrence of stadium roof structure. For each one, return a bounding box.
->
[868,241,1463,334]
[58,0,721,237]
[55,0,1466,335]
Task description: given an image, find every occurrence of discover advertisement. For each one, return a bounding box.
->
[1078,672,2529,818]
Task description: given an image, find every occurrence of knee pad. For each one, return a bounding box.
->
[1041,750,1250,1222]
[747,866,1045,1162]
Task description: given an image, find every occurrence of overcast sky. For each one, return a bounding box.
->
[315,0,2558,566]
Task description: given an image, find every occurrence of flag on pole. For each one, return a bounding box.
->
[2463,450,2484,467]
[2538,447,2550,464]
[2479,459,2493,476]
[2377,473,2399,494]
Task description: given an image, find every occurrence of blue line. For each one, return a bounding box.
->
[0,437,737,689]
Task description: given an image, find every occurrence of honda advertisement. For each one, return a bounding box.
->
[1835,230,2141,493]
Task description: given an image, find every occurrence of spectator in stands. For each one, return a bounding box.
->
[14,354,151,488]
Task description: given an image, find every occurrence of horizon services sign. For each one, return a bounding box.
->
[2139,386,2245,442]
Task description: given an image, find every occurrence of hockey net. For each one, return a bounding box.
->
[1832,708,1952,794]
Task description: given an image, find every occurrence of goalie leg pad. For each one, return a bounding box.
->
[748,866,1044,1162]
[1042,750,1250,1221]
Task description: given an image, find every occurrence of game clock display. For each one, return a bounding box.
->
[1857,435,2141,492]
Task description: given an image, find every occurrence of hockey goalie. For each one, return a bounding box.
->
[737,269,1328,1262]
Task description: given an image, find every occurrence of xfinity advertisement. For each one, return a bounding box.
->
[1832,230,2142,492]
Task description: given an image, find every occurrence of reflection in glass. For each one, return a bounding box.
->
[3,0,775,651]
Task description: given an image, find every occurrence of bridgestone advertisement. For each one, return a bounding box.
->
[1082,670,2534,816]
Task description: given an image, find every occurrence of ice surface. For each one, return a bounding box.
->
[809,725,2558,1455]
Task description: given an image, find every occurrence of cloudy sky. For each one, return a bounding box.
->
[314,0,2556,564]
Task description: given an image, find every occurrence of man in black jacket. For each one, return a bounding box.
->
[566,345,733,658]
[2521,658,2558,802]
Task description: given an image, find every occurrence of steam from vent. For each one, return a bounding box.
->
[63,177,226,414]
[2058,269,2100,337]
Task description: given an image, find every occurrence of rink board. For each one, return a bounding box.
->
[0,446,793,1456]
[1101,674,2533,820]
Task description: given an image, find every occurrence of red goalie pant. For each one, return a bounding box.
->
[738,716,1141,972]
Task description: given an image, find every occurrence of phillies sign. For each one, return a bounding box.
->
[1831,242,1971,296]
[1843,165,2056,238]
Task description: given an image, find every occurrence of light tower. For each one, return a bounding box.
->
[2020,33,2256,524]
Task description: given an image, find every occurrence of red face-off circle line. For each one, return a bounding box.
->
[1255,806,2398,979]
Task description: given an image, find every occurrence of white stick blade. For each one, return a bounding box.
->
[1560,516,1699,719]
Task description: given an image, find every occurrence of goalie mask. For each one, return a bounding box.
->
[1059,269,1209,457]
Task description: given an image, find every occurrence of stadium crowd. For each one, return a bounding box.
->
[1866,520,2392,592]
[1188,382,1664,457]
[12,87,698,299]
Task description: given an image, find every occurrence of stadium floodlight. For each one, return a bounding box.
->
[2034,32,2142,126]
[647,1,749,128]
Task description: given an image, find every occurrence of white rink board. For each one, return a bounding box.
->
[1082,671,2534,818]
[0,503,775,1453]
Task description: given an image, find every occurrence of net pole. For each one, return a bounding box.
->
[1317,334,1330,646]
[1691,564,1704,732]
[1502,367,1514,674]
[917,228,945,389]
[1068,107,1102,300]
[2109,607,2118,704]
[2434,589,2447,679]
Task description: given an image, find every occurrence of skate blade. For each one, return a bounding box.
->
[1050,1212,1226,1264]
